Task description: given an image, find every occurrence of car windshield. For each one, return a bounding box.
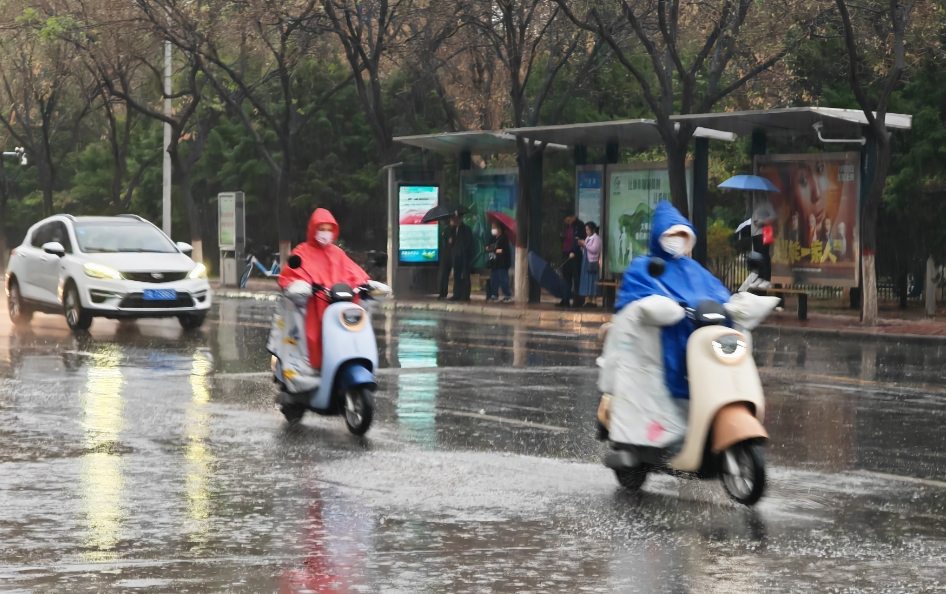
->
[74,222,178,253]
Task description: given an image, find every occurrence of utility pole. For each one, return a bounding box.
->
[162,40,172,237]
[382,163,403,293]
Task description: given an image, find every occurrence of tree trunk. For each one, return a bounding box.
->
[514,143,532,306]
[926,256,936,318]
[0,227,6,275]
[666,140,690,219]
[275,165,293,265]
[177,167,204,263]
[859,134,891,325]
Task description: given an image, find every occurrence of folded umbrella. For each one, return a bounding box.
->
[734,219,752,235]
[485,211,517,244]
[718,174,779,193]
[421,205,470,224]
[528,251,565,299]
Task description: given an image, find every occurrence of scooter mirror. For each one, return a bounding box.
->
[287,255,303,269]
[746,251,765,273]
[648,257,666,278]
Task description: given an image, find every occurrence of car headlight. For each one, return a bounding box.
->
[711,333,748,363]
[84,263,122,280]
[188,263,207,279]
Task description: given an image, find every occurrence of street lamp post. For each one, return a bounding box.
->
[162,40,172,238]
[382,162,403,293]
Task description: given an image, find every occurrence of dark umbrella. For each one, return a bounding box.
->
[528,251,565,299]
[421,205,470,224]
[485,211,517,244]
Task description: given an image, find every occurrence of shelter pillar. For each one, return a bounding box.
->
[574,144,588,166]
[692,137,709,266]
[605,141,619,164]
[527,151,544,303]
[459,149,472,171]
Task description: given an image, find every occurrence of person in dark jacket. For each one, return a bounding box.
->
[559,213,586,307]
[448,214,474,301]
[486,222,512,302]
[438,222,453,300]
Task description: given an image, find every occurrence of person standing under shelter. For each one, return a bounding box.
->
[579,222,602,307]
[438,221,453,300]
[485,222,512,302]
[751,195,776,289]
[448,213,474,301]
[559,213,586,308]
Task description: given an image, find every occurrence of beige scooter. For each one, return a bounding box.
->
[600,255,776,505]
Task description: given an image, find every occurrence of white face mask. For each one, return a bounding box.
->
[315,230,334,246]
[491,229,499,236]
[659,236,687,258]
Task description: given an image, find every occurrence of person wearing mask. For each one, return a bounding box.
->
[448,213,474,301]
[559,213,586,308]
[485,222,512,302]
[599,202,732,449]
[277,208,370,370]
[578,222,602,307]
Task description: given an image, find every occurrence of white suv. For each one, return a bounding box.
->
[5,214,211,331]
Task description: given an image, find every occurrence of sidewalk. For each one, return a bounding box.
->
[210,280,946,340]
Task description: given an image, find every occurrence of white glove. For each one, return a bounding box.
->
[284,280,311,308]
[366,280,392,297]
[725,292,779,330]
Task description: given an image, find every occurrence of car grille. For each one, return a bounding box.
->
[119,294,196,309]
[122,271,189,283]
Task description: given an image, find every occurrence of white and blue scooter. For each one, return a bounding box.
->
[269,255,390,435]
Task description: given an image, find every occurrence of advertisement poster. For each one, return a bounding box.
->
[398,185,439,265]
[460,169,518,269]
[218,193,236,249]
[577,168,603,227]
[756,152,860,287]
[606,163,691,274]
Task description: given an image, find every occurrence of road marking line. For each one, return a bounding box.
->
[850,469,946,489]
[437,409,568,433]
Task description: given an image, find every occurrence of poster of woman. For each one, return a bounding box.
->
[757,152,860,287]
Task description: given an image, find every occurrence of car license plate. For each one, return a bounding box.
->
[143,289,177,301]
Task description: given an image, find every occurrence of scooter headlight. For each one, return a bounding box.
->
[712,333,748,364]
[340,308,365,330]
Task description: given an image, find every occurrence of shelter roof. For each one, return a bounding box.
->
[393,131,566,155]
[504,119,734,148]
[671,107,911,138]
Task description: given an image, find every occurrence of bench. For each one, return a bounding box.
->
[749,287,808,320]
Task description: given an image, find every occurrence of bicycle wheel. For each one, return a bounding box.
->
[240,258,253,288]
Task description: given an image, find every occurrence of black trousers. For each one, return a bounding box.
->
[451,261,471,300]
[439,260,452,297]
[752,235,772,281]
[561,255,583,305]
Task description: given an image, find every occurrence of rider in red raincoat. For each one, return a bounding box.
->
[278,208,370,369]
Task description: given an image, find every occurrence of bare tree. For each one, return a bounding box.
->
[556,0,823,216]
[834,0,923,325]
[462,0,604,303]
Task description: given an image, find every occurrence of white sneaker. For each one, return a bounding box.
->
[748,277,763,289]
[757,280,772,290]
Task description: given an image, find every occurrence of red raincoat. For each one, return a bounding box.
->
[278,209,370,369]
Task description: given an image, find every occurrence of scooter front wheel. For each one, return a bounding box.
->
[344,388,374,436]
[720,441,766,505]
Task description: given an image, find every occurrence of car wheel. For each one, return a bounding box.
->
[63,283,93,331]
[178,313,206,331]
[7,280,33,326]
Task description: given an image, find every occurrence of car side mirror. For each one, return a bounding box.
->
[288,255,302,269]
[647,257,666,278]
[176,242,193,254]
[42,242,65,257]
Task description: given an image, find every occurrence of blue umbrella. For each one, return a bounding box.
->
[718,174,779,192]
[528,251,565,299]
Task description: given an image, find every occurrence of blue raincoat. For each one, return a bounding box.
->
[615,202,731,399]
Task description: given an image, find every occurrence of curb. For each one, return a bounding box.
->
[756,323,946,344]
[380,299,612,324]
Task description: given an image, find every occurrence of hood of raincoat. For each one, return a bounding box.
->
[307,207,339,245]
[615,201,731,399]
[279,208,369,290]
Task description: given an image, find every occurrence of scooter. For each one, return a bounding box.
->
[270,255,390,435]
[601,254,777,505]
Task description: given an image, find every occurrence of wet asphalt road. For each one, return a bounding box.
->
[1,298,946,593]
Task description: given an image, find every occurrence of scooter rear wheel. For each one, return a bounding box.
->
[280,403,306,426]
[614,466,649,491]
[720,442,766,505]
[344,388,374,436]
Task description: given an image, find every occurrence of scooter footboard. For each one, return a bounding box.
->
[711,402,768,453]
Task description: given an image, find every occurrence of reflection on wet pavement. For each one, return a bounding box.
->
[1,300,946,592]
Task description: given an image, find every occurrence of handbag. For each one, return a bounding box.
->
[762,224,774,246]
[588,261,600,276]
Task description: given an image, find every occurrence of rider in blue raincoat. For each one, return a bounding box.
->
[615,201,731,400]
